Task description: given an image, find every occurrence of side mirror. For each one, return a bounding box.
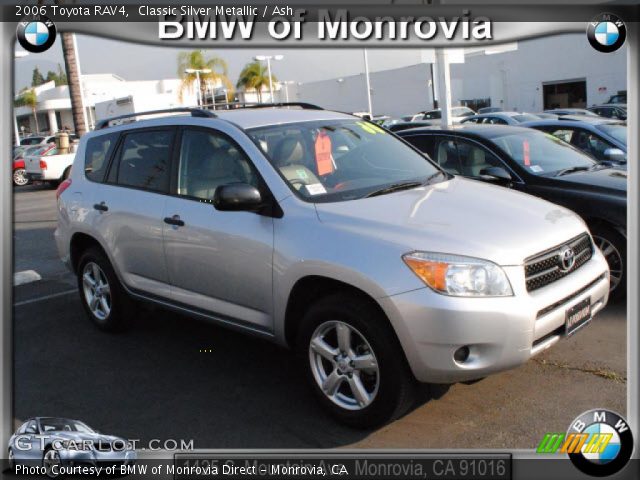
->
[213,183,263,212]
[603,148,626,163]
[479,166,512,183]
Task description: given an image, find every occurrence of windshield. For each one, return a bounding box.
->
[248,119,443,202]
[39,418,95,433]
[489,130,597,176]
[597,124,627,145]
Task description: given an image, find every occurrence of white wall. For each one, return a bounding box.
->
[279,34,626,117]
[293,63,435,117]
[450,34,627,111]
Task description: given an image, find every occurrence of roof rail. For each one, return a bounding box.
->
[203,102,324,111]
[94,108,216,130]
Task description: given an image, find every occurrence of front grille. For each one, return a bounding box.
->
[525,233,593,292]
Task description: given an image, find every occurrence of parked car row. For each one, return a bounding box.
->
[397,124,627,299]
[55,105,612,428]
[12,136,78,187]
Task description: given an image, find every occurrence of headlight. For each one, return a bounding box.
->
[402,252,513,297]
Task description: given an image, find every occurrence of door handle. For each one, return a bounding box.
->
[93,202,108,212]
[164,215,185,227]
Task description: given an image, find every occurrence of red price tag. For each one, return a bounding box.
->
[314,131,335,176]
[523,140,531,166]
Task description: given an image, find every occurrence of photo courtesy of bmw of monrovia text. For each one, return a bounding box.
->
[1,1,638,480]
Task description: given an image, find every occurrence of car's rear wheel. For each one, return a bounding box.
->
[8,448,15,470]
[77,247,130,331]
[591,225,625,301]
[297,293,416,428]
[12,168,29,187]
[43,449,61,478]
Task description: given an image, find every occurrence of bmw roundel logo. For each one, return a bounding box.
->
[587,14,626,53]
[567,409,634,477]
[16,16,57,53]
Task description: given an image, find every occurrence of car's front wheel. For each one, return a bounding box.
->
[12,168,29,187]
[77,247,131,331]
[298,293,416,428]
[43,449,61,478]
[591,225,626,301]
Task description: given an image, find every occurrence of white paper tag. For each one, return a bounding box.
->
[529,165,543,173]
[305,183,327,195]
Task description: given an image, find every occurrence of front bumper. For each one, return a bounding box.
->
[26,172,45,181]
[380,249,610,383]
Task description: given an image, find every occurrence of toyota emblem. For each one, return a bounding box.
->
[559,246,576,271]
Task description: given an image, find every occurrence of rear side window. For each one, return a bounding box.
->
[114,129,174,193]
[85,133,118,182]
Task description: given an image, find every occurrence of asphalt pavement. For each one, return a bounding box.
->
[12,184,627,450]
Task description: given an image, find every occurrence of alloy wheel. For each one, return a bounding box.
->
[13,169,28,186]
[82,262,112,321]
[593,235,623,292]
[43,449,60,478]
[309,321,380,411]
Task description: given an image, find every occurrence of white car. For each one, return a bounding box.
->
[25,145,76,185]
[422,107,477,124]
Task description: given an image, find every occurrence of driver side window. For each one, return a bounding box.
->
[25,421,37,434]
[572,130,611,161]
[177,129,258,201]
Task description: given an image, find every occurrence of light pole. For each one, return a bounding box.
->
[254,55,283,103]
[14,50,29,145]
[185,68,212,107]
[279,81,295,103]
[363,49,373,118]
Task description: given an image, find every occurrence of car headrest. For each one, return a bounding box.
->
[273,137,305,167]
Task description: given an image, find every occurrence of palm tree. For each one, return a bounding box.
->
[236,61,276,103]
[177,50,233,105]
[48,0,87,136]
[15,89,39,134]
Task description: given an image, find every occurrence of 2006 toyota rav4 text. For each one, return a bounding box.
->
[55,105,610,427]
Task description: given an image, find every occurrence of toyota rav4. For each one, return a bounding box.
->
[55,105,610,427]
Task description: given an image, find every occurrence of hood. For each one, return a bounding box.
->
[315,177,588,266]
[552,167,627,193]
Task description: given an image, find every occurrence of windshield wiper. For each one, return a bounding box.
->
[365,181,424,198]
[554,166,591,177]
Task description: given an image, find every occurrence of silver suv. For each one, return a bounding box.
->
[55,106,610,427]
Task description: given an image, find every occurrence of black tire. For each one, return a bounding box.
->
[297,292,416,428]
[8,448,15,470]
[77,246,131,332]
[591,224,626,301]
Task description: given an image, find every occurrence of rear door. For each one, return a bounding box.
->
[92,127,175,298]
[162,126,274,331]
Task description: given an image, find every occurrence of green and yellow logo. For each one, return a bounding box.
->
[537,432,613,455]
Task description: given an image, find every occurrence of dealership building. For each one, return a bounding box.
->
[14,74,198,135]
[287,34,627,117]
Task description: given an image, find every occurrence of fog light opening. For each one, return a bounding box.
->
[454,346,470,363]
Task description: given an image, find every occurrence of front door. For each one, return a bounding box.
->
[162,127,274,331]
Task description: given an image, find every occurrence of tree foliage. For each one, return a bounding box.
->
[177,50,234,104]
[236,61,276,103]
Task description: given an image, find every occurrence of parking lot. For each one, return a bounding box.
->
[13,184,626,450]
